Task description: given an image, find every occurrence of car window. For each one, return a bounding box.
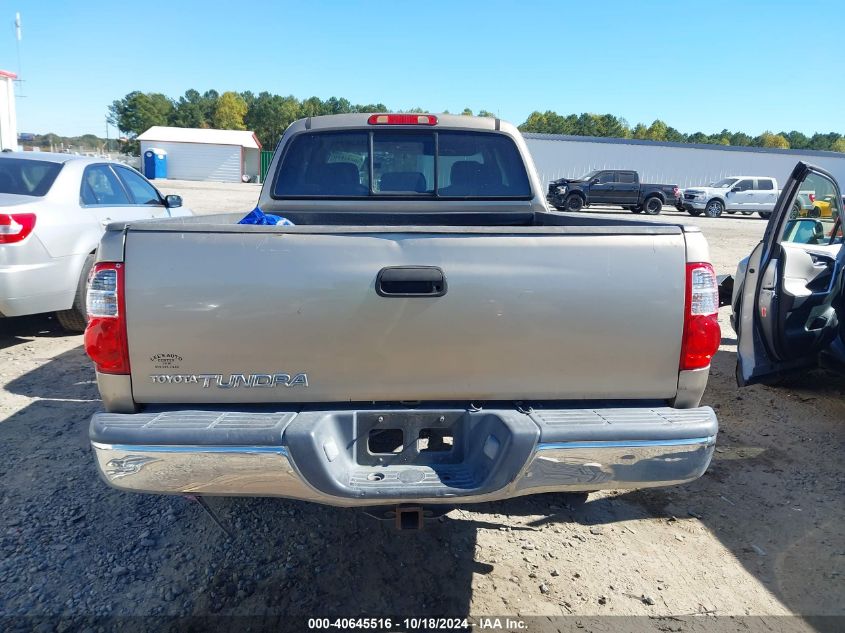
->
[735,179,754,191]
[274,130,531,199]
[595,172,616,184]
[115,166,162,205]
[436,132,530,197]
[374,132,434,194]
[0,158,63,196]
[713,178,738,188]
[275,132,369,197]
[81,165,130,205]
[618,172,636,184]
[781,172,841,245]
[756,178,774,191]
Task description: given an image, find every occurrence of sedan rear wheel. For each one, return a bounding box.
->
[55,254,94,333]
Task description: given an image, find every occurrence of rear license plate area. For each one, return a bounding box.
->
[356,412,465,466]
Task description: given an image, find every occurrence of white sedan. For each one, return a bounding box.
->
[0,152,192,331]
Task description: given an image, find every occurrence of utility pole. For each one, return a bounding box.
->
[14,12,23,97]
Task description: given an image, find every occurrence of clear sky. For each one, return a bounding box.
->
[3,0,844,137]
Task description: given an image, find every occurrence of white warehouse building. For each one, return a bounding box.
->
[0,70,18,151]
[523,133,845,191]
[137,126,262,183]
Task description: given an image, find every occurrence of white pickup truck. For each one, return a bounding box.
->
[84,114,720,527]
[681,176,779,219]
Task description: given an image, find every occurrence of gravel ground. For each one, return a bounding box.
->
[1,185,843,631]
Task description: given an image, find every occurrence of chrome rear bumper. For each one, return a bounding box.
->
[90,406,717,507]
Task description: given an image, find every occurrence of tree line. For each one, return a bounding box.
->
[519,111,845,152]
[106,90,844,154]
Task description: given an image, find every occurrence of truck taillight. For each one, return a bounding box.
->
[368,114,438,126]
[808,193,816,203]
[680,262,721,370]
[84,263,130,375]
[0,213,36,244]
[672,186,680,198]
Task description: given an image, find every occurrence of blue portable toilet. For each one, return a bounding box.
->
[143,148,167,179]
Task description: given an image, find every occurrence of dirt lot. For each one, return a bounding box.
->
[1,185,843,631]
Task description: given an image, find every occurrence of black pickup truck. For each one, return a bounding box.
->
[547,170,681,215]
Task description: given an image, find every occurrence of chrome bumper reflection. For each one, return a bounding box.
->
[516,437,715,493]
[91,435,715,506]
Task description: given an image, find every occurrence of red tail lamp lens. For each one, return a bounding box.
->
[680,263,721,370]
[84,263,130,374]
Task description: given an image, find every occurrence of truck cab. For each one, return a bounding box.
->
[547,169,679,215]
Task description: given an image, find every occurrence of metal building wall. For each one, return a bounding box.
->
[139,140,243,183]
[524,134,845,190]
[0,74,17,151]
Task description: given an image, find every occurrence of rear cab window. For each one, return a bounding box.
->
[0,158,63,196]
[273,130,531,199]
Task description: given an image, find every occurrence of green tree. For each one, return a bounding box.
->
[244,92,300,148]
[808,132,841,151]
[213,91,248,130]
[477,110,496,118]
[757,131,790,149]
[107,91,174,153]
[631,123,649,140]
[687,132,710,144]
[831,138,845,153]
[323,97,353,115]
[354,103,388,113]
[596,114,628,138]
[518,111,549,132]
[665,126,685,143]
[170,89,215,128]
[782,130,809,150]
[646,119,669,141]
[729,132,752,147]
[107,91,174,136]
[299,96,324,118]
[461,108,473,116]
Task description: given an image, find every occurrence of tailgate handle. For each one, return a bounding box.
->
[376,266,447,297]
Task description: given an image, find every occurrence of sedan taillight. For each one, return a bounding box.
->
[0,213,36,244]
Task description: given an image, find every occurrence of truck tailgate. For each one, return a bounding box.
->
[124,226,686,404]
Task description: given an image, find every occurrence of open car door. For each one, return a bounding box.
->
[736,162,844,385]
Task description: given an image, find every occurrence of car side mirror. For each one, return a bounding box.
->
[165,194,182,208]
[730,186,741,192]
[590,179,600,185]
